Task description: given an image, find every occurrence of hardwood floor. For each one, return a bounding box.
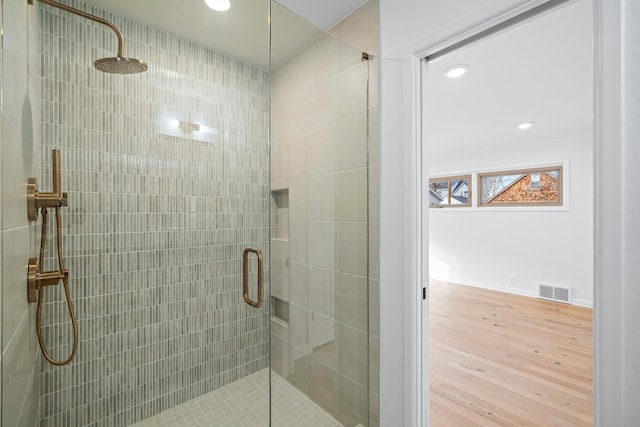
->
[429,281,593,426]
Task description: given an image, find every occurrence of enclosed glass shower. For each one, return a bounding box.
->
[1,0,378,425]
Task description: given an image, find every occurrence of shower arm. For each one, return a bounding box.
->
[28,0,125,57]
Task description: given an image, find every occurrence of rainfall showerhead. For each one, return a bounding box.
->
[94,57,148,74]
[30,0,148,74]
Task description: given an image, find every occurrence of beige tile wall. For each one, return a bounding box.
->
[2,0,42,425]
[270,1,379,425]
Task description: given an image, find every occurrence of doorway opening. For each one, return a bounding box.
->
[422,0,594,424]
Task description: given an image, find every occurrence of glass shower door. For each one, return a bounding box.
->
[31,0,273,425]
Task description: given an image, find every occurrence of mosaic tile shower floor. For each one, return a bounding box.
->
[131,369,343,426]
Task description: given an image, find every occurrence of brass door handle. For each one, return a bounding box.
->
[242,248,263,308]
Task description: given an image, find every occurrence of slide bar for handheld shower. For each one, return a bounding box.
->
[28,0,125,57]
[27,150,68,221]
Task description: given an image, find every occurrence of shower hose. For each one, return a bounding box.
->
[36,207,78,366]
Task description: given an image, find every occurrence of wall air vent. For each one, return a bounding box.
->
[538,283,572,304]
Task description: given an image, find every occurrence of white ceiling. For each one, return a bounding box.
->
[276,0,368,30]
[425,0,593,154]
[78,0,364,68]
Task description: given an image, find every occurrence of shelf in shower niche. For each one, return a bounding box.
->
[271,316,289,340]
[271,316,289,330]
[271,237,289,243]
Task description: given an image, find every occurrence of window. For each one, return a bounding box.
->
[429,175,472,208]
[478,166,563,207]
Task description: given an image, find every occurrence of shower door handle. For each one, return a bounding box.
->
[242,248,263,308]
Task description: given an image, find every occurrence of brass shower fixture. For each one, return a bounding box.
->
[27,150,67,221]
[28,0,148,74]
[27,149,78,366]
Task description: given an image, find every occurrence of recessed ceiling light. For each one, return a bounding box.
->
[517,122,534,130]
[205,0,230,12]
[443,65,469,79]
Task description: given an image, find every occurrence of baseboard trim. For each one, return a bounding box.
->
[449,279,536,298]
[572,298,593,308]
[442,279,593,308]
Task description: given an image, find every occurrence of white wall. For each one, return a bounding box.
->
[429,130,593,306]
[379,0,640,425]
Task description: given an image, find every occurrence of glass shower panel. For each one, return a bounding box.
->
[270,3,370,425]
[2,0,374,424]
[1,0,43,425]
